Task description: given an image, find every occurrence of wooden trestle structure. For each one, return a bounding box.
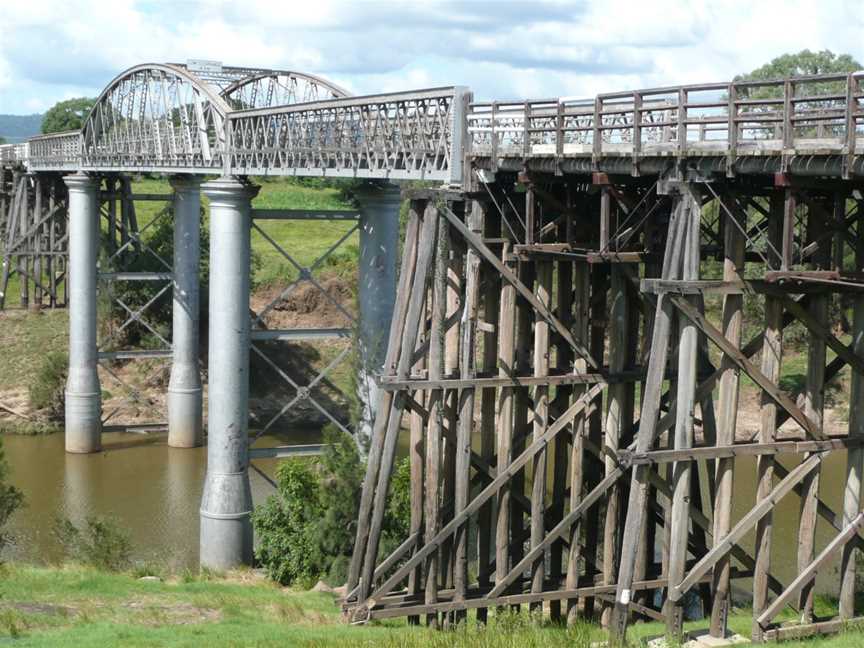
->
[0,168,69,309]
[345,170,864,644]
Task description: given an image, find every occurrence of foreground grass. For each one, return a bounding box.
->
[1,565,864,647]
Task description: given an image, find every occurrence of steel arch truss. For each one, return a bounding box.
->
[81,64,231,172]
[221,70,349,111]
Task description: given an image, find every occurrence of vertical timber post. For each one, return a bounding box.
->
[354,183,401,451]
[709,190,745,638]
[840,197,864,618]
[752,190,785,641]
[64,173,102,454]
[797,197,828,623]
[603,255,629,627]
[666,186,701,640]
[199,177,256,570]
[496,199,517,610]
[168,176,203,448]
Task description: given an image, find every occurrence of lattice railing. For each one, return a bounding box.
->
[227,86,470,183]
[25,133,80,170]
[0,143,28,165]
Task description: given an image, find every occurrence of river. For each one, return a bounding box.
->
[2,430,297,570]
[1,431,852,599]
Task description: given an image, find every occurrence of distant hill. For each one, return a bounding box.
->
[0,114,43,143]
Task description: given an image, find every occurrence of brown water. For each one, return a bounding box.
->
[726,450,849,598]
[1,430,315,570]
[1,431,851,597]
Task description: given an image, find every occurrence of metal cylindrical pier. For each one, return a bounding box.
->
[199,177,254,570]
[64,173,101,454]
[354,183,401,448]
[168,176,203,448]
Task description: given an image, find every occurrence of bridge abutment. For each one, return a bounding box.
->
[64,172,102,454]
[354,183,400,450]
[199,176,256,570]
[167,176,203,448]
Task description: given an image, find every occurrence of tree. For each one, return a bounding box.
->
[732,50,862,138]
[736,49,861,82]
[0,136,6,145]
[41,97,96,134]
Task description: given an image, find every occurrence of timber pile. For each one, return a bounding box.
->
[345,171,864,644]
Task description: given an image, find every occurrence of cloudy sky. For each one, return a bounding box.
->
[1,0,863,115]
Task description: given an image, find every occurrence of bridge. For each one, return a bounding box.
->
[3,62,864,645]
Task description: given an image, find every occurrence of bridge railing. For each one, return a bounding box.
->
[227,86,471,184]
[468,72,864,173]
[0,142,29,166]
[26,131,81,170]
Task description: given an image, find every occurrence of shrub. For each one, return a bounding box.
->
[28,351,68,419]
[52,515,132,571]
[0,438,24,553]
[253,426,410,587]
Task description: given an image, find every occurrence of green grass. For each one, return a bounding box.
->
[0,310,68,391]
[1,564,864,647]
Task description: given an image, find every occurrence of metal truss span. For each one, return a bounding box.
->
[7,64,864,183]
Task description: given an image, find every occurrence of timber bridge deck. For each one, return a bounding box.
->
[4,63,864,646]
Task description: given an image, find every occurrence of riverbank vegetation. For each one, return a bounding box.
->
[252,427,410,588]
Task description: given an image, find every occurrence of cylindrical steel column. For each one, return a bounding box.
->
[199,177,255,570]
[64,173,101,454]
[168,176,203,448]
[354,183,401,449]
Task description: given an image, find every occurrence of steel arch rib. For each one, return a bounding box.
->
[220,70,350,106]
[81,63,233,171]
[84,63,232,129]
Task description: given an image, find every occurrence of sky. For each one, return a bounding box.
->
[1,0,863,115]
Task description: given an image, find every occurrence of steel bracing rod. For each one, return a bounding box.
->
[107,209,171,269]
[473,170,524,241]
[99,357,170,426]
[98,282,172,349]
[600,181,659,253]
[250,220,358,325]
[703,182,781,267]
[249,343,353,439]
[113,293,172,348]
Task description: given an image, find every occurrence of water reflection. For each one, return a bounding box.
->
[2,431,296,569]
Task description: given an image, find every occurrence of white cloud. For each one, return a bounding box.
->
[1,0,862,114]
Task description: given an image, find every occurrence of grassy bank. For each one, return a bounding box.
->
[0,564,863,647]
